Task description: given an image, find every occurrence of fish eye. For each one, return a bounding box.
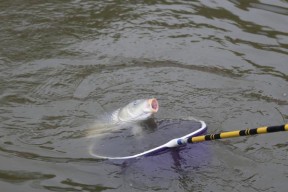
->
[132,100,143,106]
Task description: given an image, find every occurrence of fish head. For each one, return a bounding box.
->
[118,98,159,122]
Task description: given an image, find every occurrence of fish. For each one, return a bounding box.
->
[86,98,159,137]
[110,98,159,123]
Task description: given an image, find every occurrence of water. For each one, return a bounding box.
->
[0,0,288,191]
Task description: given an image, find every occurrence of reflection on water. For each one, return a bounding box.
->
[0,0,287,191]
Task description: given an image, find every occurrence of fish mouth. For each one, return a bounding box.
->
[148,98,159,113]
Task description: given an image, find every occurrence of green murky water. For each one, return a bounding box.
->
[0,0,287,191]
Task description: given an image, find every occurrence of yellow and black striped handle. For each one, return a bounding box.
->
[187,124,288,144]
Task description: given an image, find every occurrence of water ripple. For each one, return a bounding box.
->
[0,0,287,191]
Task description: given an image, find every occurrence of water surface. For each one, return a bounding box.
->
[0,0,288,191]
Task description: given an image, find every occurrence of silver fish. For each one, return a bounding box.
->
[110,98,158,123]
[86,98,159,137]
